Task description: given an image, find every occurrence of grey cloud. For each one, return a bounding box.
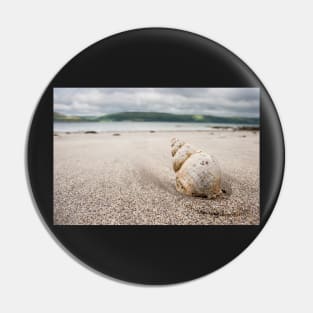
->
[54,88,259,117]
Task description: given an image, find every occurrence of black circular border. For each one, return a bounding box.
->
[27,28,285,284]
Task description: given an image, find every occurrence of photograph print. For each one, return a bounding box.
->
[53,88,260,225]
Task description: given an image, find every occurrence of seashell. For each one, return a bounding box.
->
[171,138,222,199]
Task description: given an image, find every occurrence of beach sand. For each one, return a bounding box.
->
[54,130,259,225]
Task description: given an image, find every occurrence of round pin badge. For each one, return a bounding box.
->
[27,28,284,284]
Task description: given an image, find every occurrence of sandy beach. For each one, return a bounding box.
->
[54,130,259,225]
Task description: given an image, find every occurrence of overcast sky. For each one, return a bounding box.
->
[54,88,259,117]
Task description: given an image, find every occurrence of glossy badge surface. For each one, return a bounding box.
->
[27,28,285,284]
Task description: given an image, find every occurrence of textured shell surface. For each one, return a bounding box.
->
[170,137,185,157]
[171,138,222,199]
[172,143,200,172]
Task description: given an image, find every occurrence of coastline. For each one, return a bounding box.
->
[54,125,259,135]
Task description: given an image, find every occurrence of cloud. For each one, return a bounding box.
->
[54,88,260,117]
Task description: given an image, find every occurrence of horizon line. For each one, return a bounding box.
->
[54,111,260,119]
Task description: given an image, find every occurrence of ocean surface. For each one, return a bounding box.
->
[54,121,258,133]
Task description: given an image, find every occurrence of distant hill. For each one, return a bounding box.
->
[54,112,66,119]
[54,111,259,125]
[54,112,81,121]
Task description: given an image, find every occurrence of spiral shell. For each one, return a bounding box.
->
[171,138,222,198]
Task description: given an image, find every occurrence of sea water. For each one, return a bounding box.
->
[54,121,258,133]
